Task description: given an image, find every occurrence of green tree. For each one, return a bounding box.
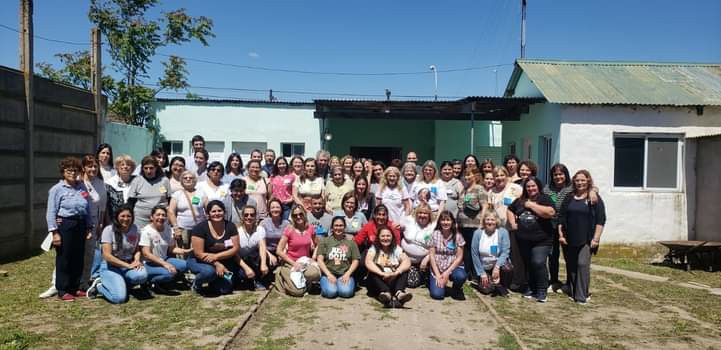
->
[89,0,214,126]
[36,51,117,100]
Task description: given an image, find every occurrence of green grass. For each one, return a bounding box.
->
[0,252,258,349]
[594,244,721,288]
[496,328,519,350]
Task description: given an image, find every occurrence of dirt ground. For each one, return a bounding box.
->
[231,286,504,350]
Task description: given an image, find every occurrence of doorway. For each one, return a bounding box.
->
[350,146,402,165]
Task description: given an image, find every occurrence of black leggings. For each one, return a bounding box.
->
[367,271,409,296]
[55,217,87,295]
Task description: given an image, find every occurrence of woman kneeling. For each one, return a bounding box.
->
[317,216,361,298]
[429,211,467,300]
[365,227,413,308]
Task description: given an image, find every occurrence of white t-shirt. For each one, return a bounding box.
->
[139,224,174,260]
[171,190,206,229]
[237,225,266,258]
[106,174,133,203]
[294,177,325,197]
[100,165,116,184]
[376,186,410,224]
[478,229,499,271]
[196,181,229,202]
[100,224,140,262]
[400,215,435,263]
[369,245,404,272]
[411,180,447,212]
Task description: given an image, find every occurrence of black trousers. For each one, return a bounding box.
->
[367,271,409,296]
[509,230,527,289]
[549,233,563,284]
[55,217,87,295]
[460,227,478,279]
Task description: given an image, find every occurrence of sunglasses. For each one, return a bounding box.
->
[243,213,256,217]
[292,213,304,218]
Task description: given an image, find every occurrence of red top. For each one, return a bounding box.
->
[282,225,315,261]
[354,219,401,247]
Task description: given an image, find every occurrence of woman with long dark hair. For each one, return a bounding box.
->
[234,205,270,290]
[140,206,188,294]
[223,152,244,183]
[96,143,115,181]
[269,156,296,220]
[503,155,521,183]
[292,157,325,211]
[428,211,466,300]
[542,163,572,291]
[457,167,487,282]
[167,156,186,195]
[365,227,413,308]
[354,176,376,220]
[317,216,361,298]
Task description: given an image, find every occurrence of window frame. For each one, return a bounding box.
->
[612,133,684,192]
[281,142,305,157]
[162,140,184,156]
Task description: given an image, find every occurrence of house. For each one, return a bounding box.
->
[151,99,320,163]
[502,59,721,243]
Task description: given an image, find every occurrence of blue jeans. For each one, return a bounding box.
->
[320,275,356,298]
[144,258,188,284]
[187,257,239,295]
[97,261,148,304]
[428,267,467,300]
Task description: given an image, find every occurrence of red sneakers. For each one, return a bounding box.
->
[74,290,87,298]
[59,293,75,302]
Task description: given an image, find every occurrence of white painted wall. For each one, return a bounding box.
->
[559,105,721,243]
[152,101,320,163]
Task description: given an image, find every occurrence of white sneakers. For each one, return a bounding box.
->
[38,286,57,299]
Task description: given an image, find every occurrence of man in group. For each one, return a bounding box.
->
[262,149,276,177]
[307,195,332,237]
[185,135,205,172]
[316,149,331,181]
[406,151,422,174]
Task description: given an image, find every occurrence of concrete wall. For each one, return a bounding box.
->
[326,118,435,162]
[103,122,154,162]
[694,135,721,241]
[559,105,721,243]
[502,103,562,163]
[152,101,320,162]
[0,66,99,260]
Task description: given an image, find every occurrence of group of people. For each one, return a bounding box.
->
[43,134,606,308]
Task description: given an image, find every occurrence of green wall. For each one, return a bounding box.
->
[104,122,154,162]
[325,118,435,161]
[501,103,561,164]
[433,120,494,161]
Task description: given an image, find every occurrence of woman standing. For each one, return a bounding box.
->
[542,163,573,290]
[461,154,480,176]
[354,176,376,220]
[259,199,289,272]
[223,153,245,183]
[369,161,385,195]
[188,200,241,296]
[46,157,94,301]
[507,177,556,302]
[503,155,521,183]
[471,211,512,297]
[489,166,522,227]
[333,192,368,238]
[558,170,606,304]
[127,156,171,229]
[401,162,418,192]
[439,161,463,217]
[376,166,411,224]
[96,143,115,181]
[292,158,325,211]
[245,160,271,220]
[365,227,413,308]
[325,166,353,213]
[451,160,463,179]
[412,161,447,213]
[167,156,186,195]
[235,205,270,289]
[105,155,136,221]
[399,203,435,287]
[79,155,107,289]
[317,216,361,298]
[197,161,229,202]
[457,167,488,281]
[340,155,354,179]
[93,205,147,304]
[168,170,206,253]
[428,211,466,300]
[275,205,321,297]
[351,160,366,180]
[480,159,495,175]
[290,156,305,177]
[269,157,296,220]
[140,206,188,294]
[515,160,538,185]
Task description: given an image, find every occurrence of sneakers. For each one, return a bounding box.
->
[378,292,392,307]
[39,286,58,299]
[536,291,548,303]
[86,278,101,299]
[396,290,413,306]
[550,282,565,294]
[522,289,535,299]
[59,293,75,302]
[254,282,267,291]
[451,289,466,301]
[74,290,87,298]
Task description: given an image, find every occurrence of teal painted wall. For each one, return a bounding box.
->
[103,122,155,162]
[501,103,561,164]
[326,118,435,161]
[433,120,495,161]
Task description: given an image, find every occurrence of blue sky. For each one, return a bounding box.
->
[1,0,719,101]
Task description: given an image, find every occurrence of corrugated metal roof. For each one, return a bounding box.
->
[508,59,721,106]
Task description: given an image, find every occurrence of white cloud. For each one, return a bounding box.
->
[248,52,259,58]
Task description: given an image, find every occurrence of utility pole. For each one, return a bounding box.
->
[521,0,527,58]
[429,65,438,101]
[91,27,104,146]
[20,0,35,251]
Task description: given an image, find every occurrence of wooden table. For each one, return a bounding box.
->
[658,240,721,272]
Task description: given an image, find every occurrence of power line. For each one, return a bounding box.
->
[0,23,89,46]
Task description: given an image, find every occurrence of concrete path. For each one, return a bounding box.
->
[592,264,721,295]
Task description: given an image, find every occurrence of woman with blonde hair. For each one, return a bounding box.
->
[399,203,435,288]
[376,166,411,224]
[167,170,206,253]
[471,211,512,297]
[411,160,447,213]
[275,204,321,296]
[457,167,488,281]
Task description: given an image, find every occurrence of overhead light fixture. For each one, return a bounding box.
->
[323,129,333,141]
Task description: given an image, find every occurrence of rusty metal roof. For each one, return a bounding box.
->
[505,59,721,106]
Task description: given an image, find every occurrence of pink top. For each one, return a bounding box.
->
[270,173,296,203]
[282,225,315,261]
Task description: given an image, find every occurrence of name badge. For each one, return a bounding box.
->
[503,196,513,206]
[430,186,437,194]
[447,241,456,250]
[191,196,200,205]
[283,178,291,185]
[80,191,89,199]
[159,185,167,194]
[224,239,233,248]
[490,245,498,255]
[247,184,256,191]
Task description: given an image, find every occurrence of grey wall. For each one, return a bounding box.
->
[694,135,721,241]
[0,66,99,261]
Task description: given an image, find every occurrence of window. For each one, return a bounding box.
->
[204,141,225,163]
[231,142,268,164]
[538,135,553,184]
[613,134,682,190]
[281,143,305,157]
[162,141,183,156]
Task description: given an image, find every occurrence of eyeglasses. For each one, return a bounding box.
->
[181,177,194,180]
[243,213,256,217]
[292,213,304,218]
[64,168,78,173]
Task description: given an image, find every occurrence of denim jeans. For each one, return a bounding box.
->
[320,275,356,298]
[518,240,552,294]
[187,257,239,295]
[428,266,467,300]
[144,258,188,284]
[97,261,148,304]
